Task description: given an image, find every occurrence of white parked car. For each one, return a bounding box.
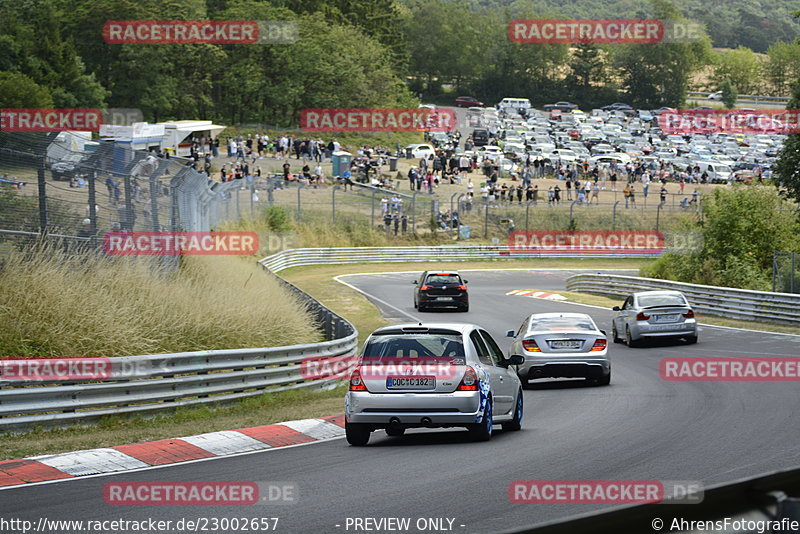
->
[405,144,436,159]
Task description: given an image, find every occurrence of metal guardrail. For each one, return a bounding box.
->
[261,245,661,273]
[686,91,791,104]
[567,273,800,325]
[0,263,358,432]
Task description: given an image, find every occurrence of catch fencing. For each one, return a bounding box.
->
[567,273,800,325]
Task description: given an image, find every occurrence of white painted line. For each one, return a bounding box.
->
[36,448,148,476]
[181,431,270,455]
[333,275,420,322]
[282,418,346,440]
[0,435,346,492]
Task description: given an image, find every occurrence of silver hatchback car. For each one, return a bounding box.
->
[611,290,698,346]
[507,312,610,387]
[345,323,525,446]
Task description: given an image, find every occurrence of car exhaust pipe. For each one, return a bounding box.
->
[420,417,433,427]
[389,417,402,429]
[531,370,543,379]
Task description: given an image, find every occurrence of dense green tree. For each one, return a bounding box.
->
[765,41,800,96]
[713,46,762,95]
[0,72,53,108]
[719,79,737,108]
[613,0,712,108]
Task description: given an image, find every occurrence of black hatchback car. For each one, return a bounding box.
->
[413,271,469,312]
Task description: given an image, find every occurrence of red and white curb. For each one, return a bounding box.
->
[0,414,344,488]
[506,289,567,301]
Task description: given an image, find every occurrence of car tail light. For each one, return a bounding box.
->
[522,339,541,352]
[458,285,467,291]
[683,309,695,318]
[590,338,607,351]
[420,285,430,291]
[349,369,367,391]
[457,366,478,391]
[635,312,650,321]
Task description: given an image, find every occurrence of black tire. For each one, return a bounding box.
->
[468,399,493,441]
[595,371,611,386]
[502,390,523,431]
[385,427,405,437]
[418,302,427,312]
[461,303,469,312]
[625,326,639,348]
[345,422,371,446]
[685,335,698,344]
[413,299,418,309]
[612,323,622,343]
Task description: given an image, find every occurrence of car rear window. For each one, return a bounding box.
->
[424,274,461,285]
[362,334,465,361]
[529,318,596,332]
[637,294,688,308]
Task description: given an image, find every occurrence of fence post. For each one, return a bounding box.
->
[37,158,48,235]
[656,202,663,232]
[332,185,340,224]
[149,175,160,231]
[296,183,304,220]
[235,186,241,219]
[792,252,796,294]
[484,203,489,238]
[612,200,620,230]
[123,174,134,230]
[411,191,417,234]
[87,171,98,247]
[773,250,778,293]
[569,199,578,229]
[525,200,535,231]
[371,190,376,228]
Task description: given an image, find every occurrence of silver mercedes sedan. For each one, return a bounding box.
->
[611,290,698,346]
[507,312,610,387]
[345,323,524,446]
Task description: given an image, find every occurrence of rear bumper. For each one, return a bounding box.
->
[518,357,610,379]
[633,320,697,339]
[419,296,468,308]
[345,391,481,426]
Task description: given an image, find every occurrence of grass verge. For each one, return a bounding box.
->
[0,248,319,357]
[0,386,346,460]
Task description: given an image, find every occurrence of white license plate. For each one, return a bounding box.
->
[654,314,679,322]
[387,377,435,389]
[550,340,581,349]
[437,297,453,301]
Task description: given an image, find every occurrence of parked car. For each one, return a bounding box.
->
[543,101,579,112]
[413,271,469,312]
[455,96,484,108]
[507,312,610,387]
[471,128,490,146]
[345,323,525,445]
[611,291,698,346]
[404,143,436,159]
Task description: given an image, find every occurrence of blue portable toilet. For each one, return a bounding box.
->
[331,151,352,178]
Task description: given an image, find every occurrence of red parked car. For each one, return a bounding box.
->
[455,96,484,108]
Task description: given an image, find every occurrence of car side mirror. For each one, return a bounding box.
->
[600,330,607,336]
[464,280,469,284]
[612,306,620,311]
[506,330,515,338]
[508,354,525,366]
[412,280,418,284]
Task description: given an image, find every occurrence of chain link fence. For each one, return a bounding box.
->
[0,132,248,262]
[773,251,800,294]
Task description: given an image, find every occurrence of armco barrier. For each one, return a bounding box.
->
[0,264,358,433]
[260,245,660,273]
[567,273,800,325]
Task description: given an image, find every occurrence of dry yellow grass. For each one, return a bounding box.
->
[0,248,320,357]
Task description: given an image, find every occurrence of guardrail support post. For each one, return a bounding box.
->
[656,202,663,232]
[525,200,534,230]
